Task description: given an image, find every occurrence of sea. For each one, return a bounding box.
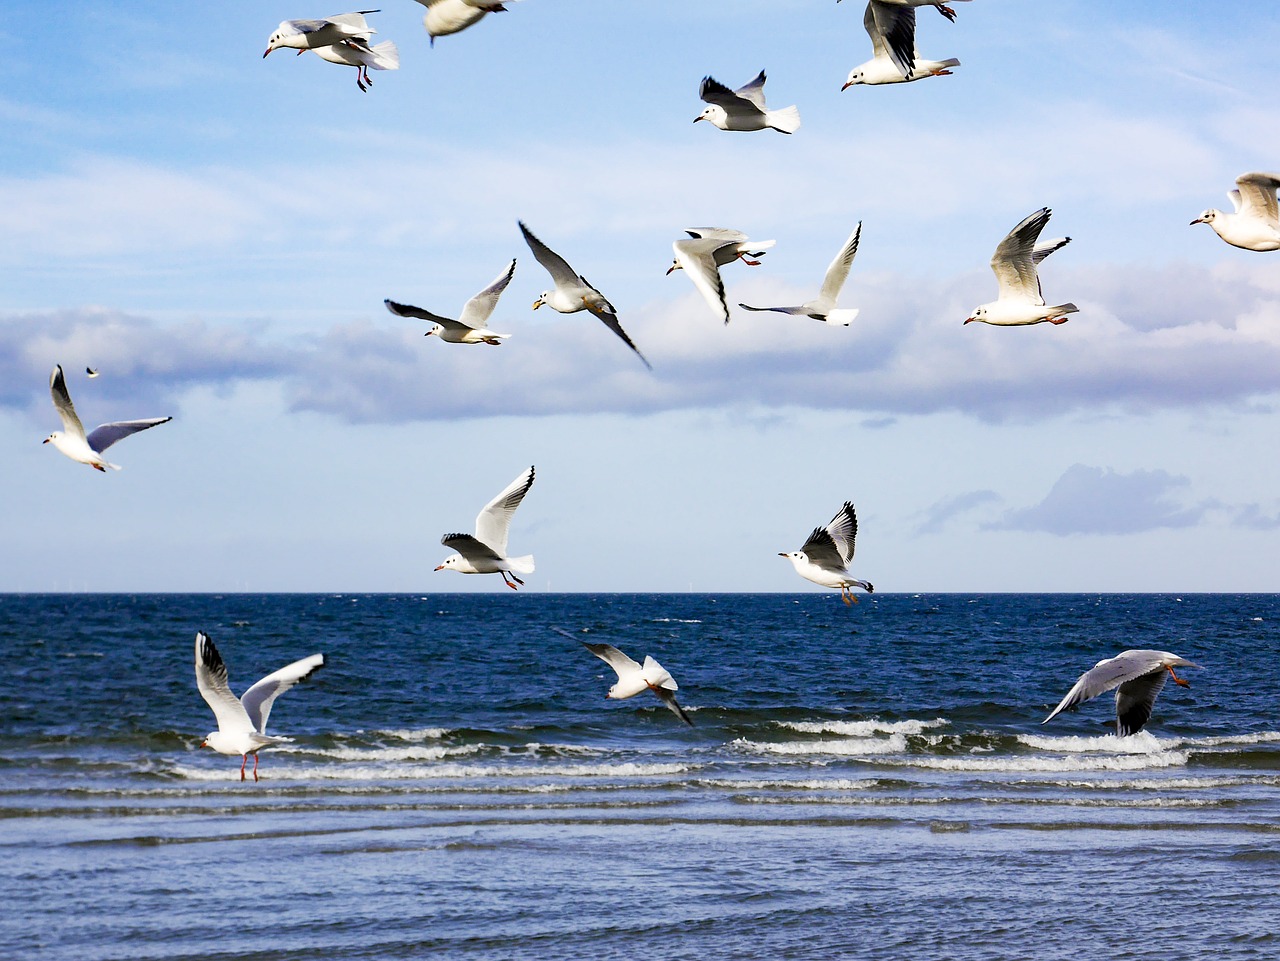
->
[2,592,1278,961]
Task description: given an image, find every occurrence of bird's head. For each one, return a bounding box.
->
[424,326,441,338]
[964,305,987,325]
[1190,209,1216,226]
[778,550,805,565]
[434,554,460,572]
[694,105,727,128]
[666,258,683,276]
[532,293,548,310]
[42,431,61,446]
[842,70,865,91]
[263,22,298,57]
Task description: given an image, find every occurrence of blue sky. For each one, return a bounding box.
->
[3,0,1279,592]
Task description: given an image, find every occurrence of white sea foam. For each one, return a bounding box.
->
[734,735,908,757]
[1016,731,1169,754]
[699,777,882,792]
[780,718,946,737]
[365,727,451,741]
[650,617,702,624]
[173,760,696,782]
[879,752,1189,773]
[297,744,483,762]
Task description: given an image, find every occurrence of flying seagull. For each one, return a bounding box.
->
[576,636,693,726]
[779,501,875,605]
[436,465,536,590]
[412,0,517,46]
[1191,171,1280,251]
[310,38,399,91]
[668,227,775,325]
[520,221,651,369]
[739,222,863,325]
[385,259,516,345]
[263,10,380,57]
[694,70,800,134]
[1043,649,1201,737]
[194,631,325,781]
[842,2,960,87]
[43,364,171,472]
[964,207,1077,326]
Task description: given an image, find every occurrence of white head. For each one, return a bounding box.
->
[964,304,991,325]
[842,69,865,90]
[434,554,461,572]
[665,259,683,276]
[694,105,728,129]
[263,22,299,57]
[202,730,233,754]
[42,431,63,447]
[778,550,807,568]
[1190,209,1217,226]
[532,292,549,310]
[425,326,441,338]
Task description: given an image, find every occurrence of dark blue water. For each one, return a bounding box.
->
[3,593,1279,960]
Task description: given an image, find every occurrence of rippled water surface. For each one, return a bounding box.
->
[2,593,1278,959]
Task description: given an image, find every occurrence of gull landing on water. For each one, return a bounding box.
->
[965,207,1076,327]
[1044,650,1200,737]
[1191,171,1280,252]
[569,632,693,726]
[436,465,536,590]
[385,259,516,345]
[667,228,776,326]
[195,632,325,781]
[843,1,960,87]
[780,502,874,605]
[43,365,171,472]
[739,222,863,325]
[694,71,800,134]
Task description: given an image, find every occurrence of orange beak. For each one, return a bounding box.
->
[433,564,445,571]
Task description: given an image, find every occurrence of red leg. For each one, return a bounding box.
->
[239,755,247,780]
[1167,665,1191,688]
[252,754,260,781]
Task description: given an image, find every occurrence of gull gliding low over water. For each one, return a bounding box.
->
[43,365,171,472]
[695,71,800,134]
[668,228,776,325]
[520,221,651,370]
[964,207,1076,327]
[1044,649,1201,737]
[413,0,517,46]
[780,502,875,605]
[1191,172,1280,251]
[739,222,863,325]
[575,636,693,726]
[436,465,536,590]
[385,259,516,345]
[843,2,960,87]
[195,632,325,781]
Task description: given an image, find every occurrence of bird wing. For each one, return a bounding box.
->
[239,653,325,735]
[867,1,916,77]
[823,501,859,565]
[699,75,748,110]
[815,223,862,309]
[49,365,87,440]
[737,303,812,316]
[85,418,171,454]
[991,208,1051,305]
[684,227,749,242]
[583,641,641,680]
[586,302,652,370]
[673,239,731,325]
[473,465,535,555]
[441,532,504,563]
[1234,172,1280,224]
[1114,670,1169,737]
[519,221,579,288]
[194,632,254,737]
[325,11,377,35]
[384,298,459,328]
[734,70,769,109]
[1043,649,1174,725]
[798,526,848,573]
[653,686,694,726]
[458,259,517,329]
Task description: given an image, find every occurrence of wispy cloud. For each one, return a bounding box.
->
[915,490,1002,535]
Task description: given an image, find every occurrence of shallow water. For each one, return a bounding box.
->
[2,593,1278,959]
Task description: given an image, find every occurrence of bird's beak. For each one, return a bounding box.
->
[665,264,677,275]
[263,47,273,58]
[433,564,445,571]
[777,552,788,557]
[692,116,703,124]
[841,81,854,91]
[200,739,209,749]
[963,316,975,325]
[532,298,544,310]
[1189,217,1205,225]
[41,437,50,444]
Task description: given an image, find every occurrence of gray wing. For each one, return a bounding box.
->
[195,632,254,737]
[799,526,848,573]
[867,1,916,77]
[734,70,769,109]
[1043,650,1173,725]
[1235,172,1280,224]
[49,365,86,440]
[441,532,504,563]
[685,227,749,242]
[587,303,652,370]
[738,303,813,316]
[384,298,460,328]
[458,259,516,329]
[519,221,579,288]
[1114,670,1169,737]
[823,501,858,565]
[85,418,171,453]
[239,652,325,735]
[817,223,862,306]
[991,207,1051,304]
[699,75,749,110]
[583,641,641,679]
[474,465,535,556]
[653,686,694,726]
[673,239,730,325]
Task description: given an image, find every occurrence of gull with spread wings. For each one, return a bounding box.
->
[43,365,171,472]
[964,207,1077,327]
[436,465,536,590]
[739,223,863,325]
[1191,171,1280,251]
[1044,650,1200,737]
[667,227,775,325]
[779,502,875,605]
[842,1,960,87]
[694,70,800,134]
[385,259,516,345]
[569,632,693,726]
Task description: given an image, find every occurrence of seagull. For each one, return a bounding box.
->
[519,221,651,370]
[310,38,399,91]
[1191,172,1280,252]
[436,465,536,590]
[779,502,875,605]
[579,638,693,726]
[667,228,776,325]
[195,631,325,781]
[85,367,99,378]
[838,0,972,24]
[412,0,516,46]
[842,2,960,87]
[694,71,801,134]
[1043,649,1201,737]
[739,223,863,325]
[263,10,379,57]
[385,259,515,345]
[964,207,1077,327]
[43,365,171,472]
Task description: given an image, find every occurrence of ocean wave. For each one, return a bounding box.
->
[1016,732,1169,754]
[779,718,947,737]
[170,760,696,782]
[733,734,908,757]
[650,618,702,624]
[877,751,1190,773]
[289,744,483,762]
[362,728,452,742]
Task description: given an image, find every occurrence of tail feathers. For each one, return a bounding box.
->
[767,105,801,134]
[369,40,399,70]
[823,308,860,327]
[642,656,677,691]
[939,58,961,69]
[507,554,535,574]
[1051,303,1080,315]
[855,580,875,593]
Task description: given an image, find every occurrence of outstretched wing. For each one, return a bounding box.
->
[799,526,847,573]
[867,1,916,78]
[1235,172,1280,224]
[475,465,535,555]
[733,70,769,109]
[86,418,172,454]
[653,686,694,726]
[673,239,731,325]
[587,303,653,370]
[1114,670,1168,737]
[239,652,325,735]
[384,298,457,327]
[1043,650,1172,725]
[194,632,254,737]
[519,221,579,288]
[823,502,858,566]
[49,365,86,440]
[991,207,1051,304]
[738,303,812,317]
[458,259,517,329]
[583,641,641,680]
[816,223,862,307]
[441,532,504,563]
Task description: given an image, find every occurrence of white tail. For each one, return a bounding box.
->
[1052,303,1080,315]
[767,105,801,135]
[508,554,535,574]
[369,40,399,71]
